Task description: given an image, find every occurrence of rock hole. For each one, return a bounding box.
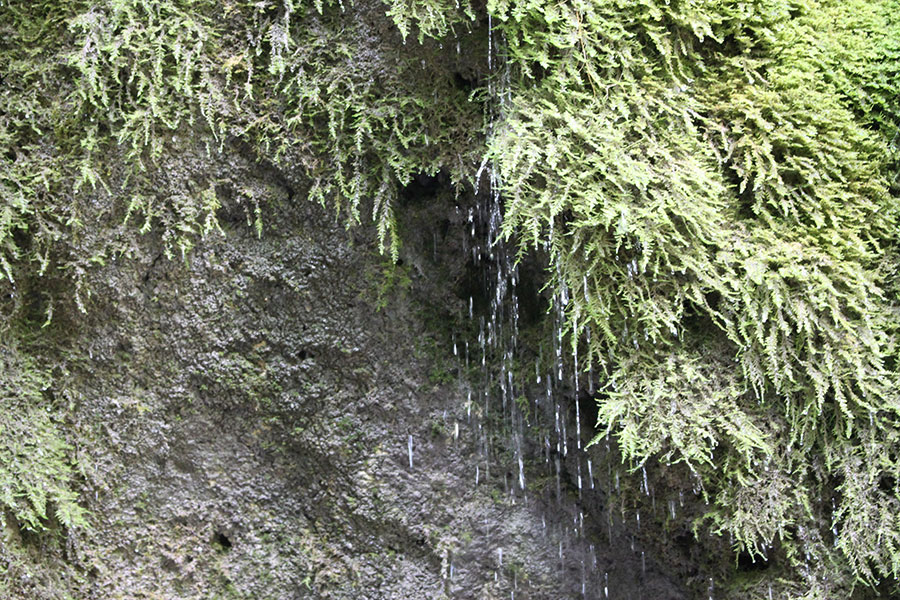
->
[453,71,477,92]
[674,532,693,552]
[213,531,233,552]
[399,171,447,206]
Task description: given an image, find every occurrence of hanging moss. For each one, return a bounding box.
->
[2,0,899,597]
[482,0,900,596]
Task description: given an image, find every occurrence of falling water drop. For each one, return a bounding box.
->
[581,559,586,597]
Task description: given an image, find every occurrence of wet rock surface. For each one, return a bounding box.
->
[3,141,685,599]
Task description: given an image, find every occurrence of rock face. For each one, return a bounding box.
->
[1,143,683,599]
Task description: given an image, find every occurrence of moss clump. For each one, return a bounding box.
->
[1,0,483,316]
[2,0,900,597]
[482,0,900,595]
[0,338,86,533]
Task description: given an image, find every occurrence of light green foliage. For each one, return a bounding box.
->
[0,0,481,298]
[259,5,477,258]
[383,0,474,42]
[485,0,900,594]
[2,0,900,596]
[0,339,87,532]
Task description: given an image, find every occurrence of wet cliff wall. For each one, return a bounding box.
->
[0,136,684,599]
[2,1,900,598]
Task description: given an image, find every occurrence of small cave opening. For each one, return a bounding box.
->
[453,71,478,93]
[213,531,233,552]
[399,171,448,206]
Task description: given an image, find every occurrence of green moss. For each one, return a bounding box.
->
[0,337,86,533]
[2,0,899,596]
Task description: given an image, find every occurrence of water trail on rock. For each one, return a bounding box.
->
[449,16,610,598]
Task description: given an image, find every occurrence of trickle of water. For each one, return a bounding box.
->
[575,396,582,450]
[555,457,562,502]
[607,509,613,546]
[581,559,586,597]
[831,497,838,543]
[487,13,493,72]
[577,460,583,496]
[408,434,414,469]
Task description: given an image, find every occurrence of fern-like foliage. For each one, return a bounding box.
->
[1,0,483,300]
[0,338,87,532]
[486,0,900,594]
[2,0,900,596]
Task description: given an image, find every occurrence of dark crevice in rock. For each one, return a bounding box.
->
[213,531,232,552]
